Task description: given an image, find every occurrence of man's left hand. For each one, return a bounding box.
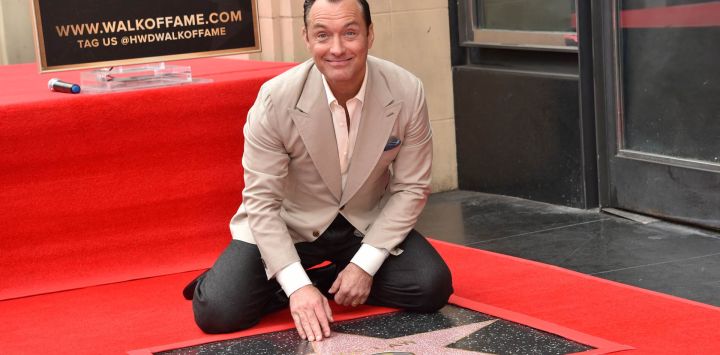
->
[328,263,372,307]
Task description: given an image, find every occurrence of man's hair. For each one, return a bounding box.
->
[303,0,372,29]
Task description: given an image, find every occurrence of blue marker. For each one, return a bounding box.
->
[48,78,81,94]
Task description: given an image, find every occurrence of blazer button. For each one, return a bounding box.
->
[312,230,320,237]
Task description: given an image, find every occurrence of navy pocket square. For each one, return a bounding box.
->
[384,136,401,151]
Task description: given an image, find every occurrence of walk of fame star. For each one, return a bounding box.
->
[310,320,498,355]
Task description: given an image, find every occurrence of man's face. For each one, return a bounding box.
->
[303,0,374,90]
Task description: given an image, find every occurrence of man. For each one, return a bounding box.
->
[185,0,453,341]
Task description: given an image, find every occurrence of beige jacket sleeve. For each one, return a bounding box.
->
[240,84,300,277]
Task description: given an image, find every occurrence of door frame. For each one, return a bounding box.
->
[592,0,720,229]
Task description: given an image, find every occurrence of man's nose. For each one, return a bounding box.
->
[329,35,345,56]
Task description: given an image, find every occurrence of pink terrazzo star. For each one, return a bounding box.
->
[310,320,498,355]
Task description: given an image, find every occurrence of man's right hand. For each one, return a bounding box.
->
[289,285,334,341]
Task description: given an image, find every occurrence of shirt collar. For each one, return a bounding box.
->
[321,65,369,107]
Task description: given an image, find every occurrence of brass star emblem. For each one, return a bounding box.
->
[309,320,498,355]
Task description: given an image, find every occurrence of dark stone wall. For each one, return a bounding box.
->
[449,0,597,208]
[454,67,590,207]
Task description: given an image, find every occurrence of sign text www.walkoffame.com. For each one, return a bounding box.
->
[53,11,241,48]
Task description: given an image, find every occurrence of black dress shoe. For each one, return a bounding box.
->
[182,270,208,300]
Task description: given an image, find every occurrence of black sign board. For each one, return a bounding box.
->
[32,0,259,72]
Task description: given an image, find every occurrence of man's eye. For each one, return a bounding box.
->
[316,33,329,40]
[346,31,357,37]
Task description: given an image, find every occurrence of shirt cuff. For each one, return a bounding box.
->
[275,261,312,297]
[350,243,390,276]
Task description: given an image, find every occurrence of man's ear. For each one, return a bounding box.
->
[302,26,311,50]
[367,23,374,49]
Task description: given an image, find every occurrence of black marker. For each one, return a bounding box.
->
[48,78,81,94]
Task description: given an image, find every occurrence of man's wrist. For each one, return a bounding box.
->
[276,262,312,297]
[350,243,390,276]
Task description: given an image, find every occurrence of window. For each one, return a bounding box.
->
[459,0,578,51]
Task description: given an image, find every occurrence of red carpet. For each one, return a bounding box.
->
[1,241,719,354]
[0,270,395,355]
[0,58,296,300]
[2,59,719,354]
[436,240,720,354]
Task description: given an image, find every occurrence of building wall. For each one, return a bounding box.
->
[0,0,35,65]
[0,0,458,192]
[0,3,6,64]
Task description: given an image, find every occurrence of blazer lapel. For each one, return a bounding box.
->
[341,66,401,205]
[290,66,342,201]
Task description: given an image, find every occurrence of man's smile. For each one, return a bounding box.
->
[325,58,353,67]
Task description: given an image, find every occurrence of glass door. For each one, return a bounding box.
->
[595,0,720,229]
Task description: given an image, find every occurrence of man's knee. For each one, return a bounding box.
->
[401,230,454,312]
[412,262,453,312]
[188,240,271,334]
[190,272,265,334]
[192,296,261,334]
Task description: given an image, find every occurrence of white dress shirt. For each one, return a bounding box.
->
[275,68,390,297]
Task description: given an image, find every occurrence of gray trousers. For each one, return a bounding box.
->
[191,215,453,334]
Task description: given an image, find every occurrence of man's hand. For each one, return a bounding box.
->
[328,263,373,307]
[289,285,333,341]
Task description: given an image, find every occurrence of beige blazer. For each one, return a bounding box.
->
[229,56,433,278]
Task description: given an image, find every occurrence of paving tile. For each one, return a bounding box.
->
[470,218,720,276]
[417,191,606,245]
[421,190,720,307]
[594,253,720,306]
